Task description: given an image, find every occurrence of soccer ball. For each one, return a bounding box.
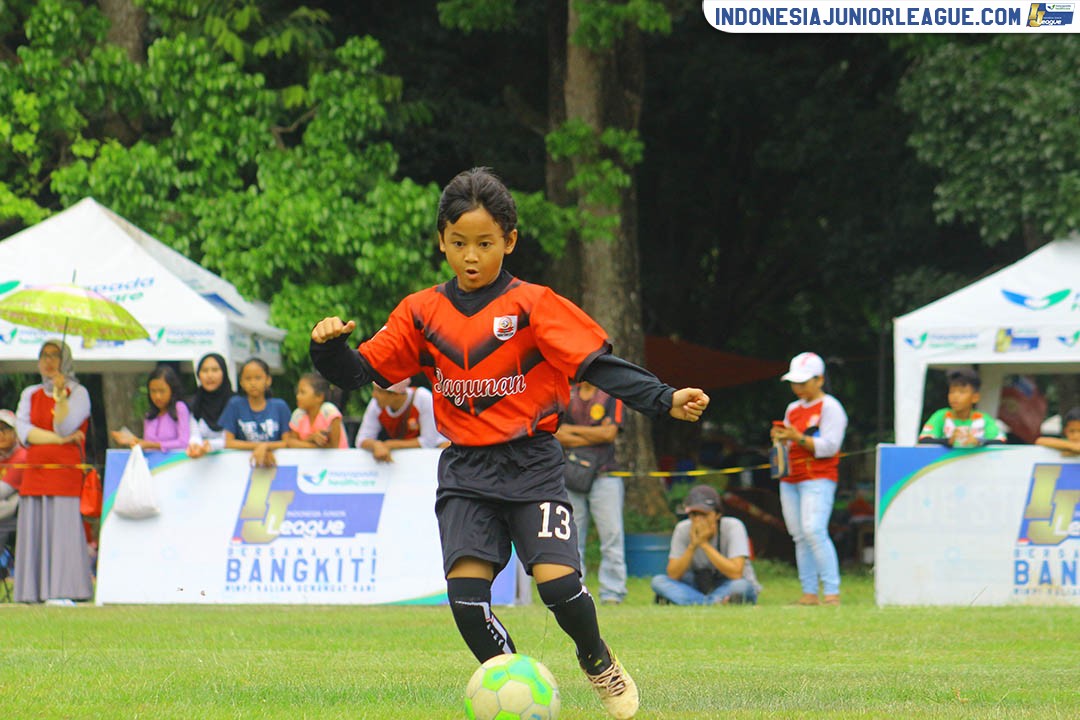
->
[464,653,561,720]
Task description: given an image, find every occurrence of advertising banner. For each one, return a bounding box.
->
[96,449,520,605]
[876,444,1080,606]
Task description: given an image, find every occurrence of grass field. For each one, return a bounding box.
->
[2,561,1078,719]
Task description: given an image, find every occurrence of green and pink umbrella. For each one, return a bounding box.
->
[0,282,149,344]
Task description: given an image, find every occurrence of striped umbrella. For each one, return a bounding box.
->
[0,282,149,342]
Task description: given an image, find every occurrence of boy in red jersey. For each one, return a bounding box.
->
[311,167,709,720]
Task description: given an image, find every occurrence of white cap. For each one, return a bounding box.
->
[377,378,412,394]
[0,409,15,429]
[781,352,825,383]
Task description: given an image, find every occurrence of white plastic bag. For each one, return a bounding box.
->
[113,444,160,519]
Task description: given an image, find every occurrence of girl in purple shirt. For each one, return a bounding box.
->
[112,365,190,452]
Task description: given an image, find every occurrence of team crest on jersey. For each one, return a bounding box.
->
[493,315,518,341]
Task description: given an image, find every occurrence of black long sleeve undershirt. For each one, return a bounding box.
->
[309,336,676,419]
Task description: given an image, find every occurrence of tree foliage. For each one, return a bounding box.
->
[0,0,444,376]
[898,36,1080,246]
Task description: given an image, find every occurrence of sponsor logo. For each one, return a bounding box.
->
[1013,463,1079,596]
[0,280,19,295]
[1001,288,1070,311]
[1058,331,1080,347]
[493,315,518,341]
[995,328,1040,353]
[233,466,384,545]
[1028,2,1075,26]
[903,331,979,351]
[0,328,17,344]
[433,367,527,407]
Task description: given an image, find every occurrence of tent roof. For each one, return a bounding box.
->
[892,234,1080,444]
[644,335,787,390]
[0,198,284,373]
[896,235,1080,329]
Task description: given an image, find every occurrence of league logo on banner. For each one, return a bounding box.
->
[1015,464,1080,598]
[225,464,388,597]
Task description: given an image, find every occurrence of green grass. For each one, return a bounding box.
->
[1,562,1078,719]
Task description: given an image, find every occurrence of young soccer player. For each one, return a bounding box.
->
[311,167,709,720]
[918,368,1005,448]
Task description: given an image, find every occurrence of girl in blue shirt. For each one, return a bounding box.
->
[218,358,293,467]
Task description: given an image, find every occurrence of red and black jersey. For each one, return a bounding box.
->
[378,396,421,440]
[357,274,610,447]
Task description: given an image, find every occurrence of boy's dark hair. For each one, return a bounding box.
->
[146,364,184,422]
[947,368,981,391]
[436,167,517,237]
[1064,407,1080,425]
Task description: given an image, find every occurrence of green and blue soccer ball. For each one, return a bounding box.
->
[464,653,561,720]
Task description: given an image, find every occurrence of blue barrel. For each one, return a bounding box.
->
[623,532,671,577]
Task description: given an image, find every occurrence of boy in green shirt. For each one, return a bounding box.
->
[918,368,1006,448]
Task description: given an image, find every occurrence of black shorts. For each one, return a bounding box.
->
[434,434,580,576]
[436,495,581,577]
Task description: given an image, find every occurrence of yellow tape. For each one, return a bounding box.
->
[607,447,874,479]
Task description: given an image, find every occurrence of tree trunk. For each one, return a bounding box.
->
[99,0,147,63]
[103,372,142,447]
[542,0,581,299]
[564,3,666,521]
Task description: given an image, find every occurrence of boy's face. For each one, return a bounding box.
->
[947,383,979,413]
[1065,420,1080,443]
[439,207,517,292]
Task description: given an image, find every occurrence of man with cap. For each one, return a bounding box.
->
[651,484,761,605]
[355,378,449,462]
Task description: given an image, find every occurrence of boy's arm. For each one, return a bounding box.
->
[582,354,676,417]
[310,332,377,391]
[917,408,948,444]
[1034,436,1080,454]
[583,354,708,421]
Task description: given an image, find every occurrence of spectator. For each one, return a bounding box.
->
[770,351,847,607]
[918,368,1006,447]
[355,378,448,462]
[555,381,627,605]
[112,365,190,452]
[651,485,761,605]
[1035,406,1080,455]
[13,340,94,604]
[287,372,348,448]
[187,353,234,458]
[0,409,27,501]
[219,358,293,467]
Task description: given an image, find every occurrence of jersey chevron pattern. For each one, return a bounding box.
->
[357,276,610,446]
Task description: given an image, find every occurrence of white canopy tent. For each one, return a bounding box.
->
[0,198,285,379]
[893,235,1080,445]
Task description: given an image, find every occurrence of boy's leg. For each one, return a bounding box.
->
[437,496,517,663]
[447,560,516,663]
[511,500,638,719]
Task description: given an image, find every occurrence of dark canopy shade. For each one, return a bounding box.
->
[644,335,787,391]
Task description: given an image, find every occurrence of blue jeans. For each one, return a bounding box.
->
[567,474,627,602]
[780,479,841,595]
[651,572,758,605]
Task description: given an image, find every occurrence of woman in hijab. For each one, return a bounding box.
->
[187,353,234,458]
[13,340,94,604]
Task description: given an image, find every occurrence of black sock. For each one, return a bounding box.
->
[447,577,516,663]
[536,574,611,674]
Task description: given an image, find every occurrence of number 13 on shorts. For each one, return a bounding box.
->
[537,501,572,539]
